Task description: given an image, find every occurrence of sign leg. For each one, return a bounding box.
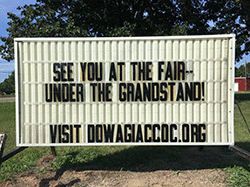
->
[50,146,57,156]
[0,134,7,166]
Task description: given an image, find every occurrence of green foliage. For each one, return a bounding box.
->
[235,62,250,77]
[0,0,185,61]
[0,71,15,94]
[0,147,49,182]
[224,165,250,187]
[0,102,15,152]
[1,0,249,62]
[234,92,250,151]
[51,146,181,170]
[1,94,250,184]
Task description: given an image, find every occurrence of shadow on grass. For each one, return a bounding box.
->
[235,92,250,102]
[39,145,250,186]
[235,141,250,154]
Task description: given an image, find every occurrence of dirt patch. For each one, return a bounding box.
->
[0,97,15,103]
[1,153,228,187]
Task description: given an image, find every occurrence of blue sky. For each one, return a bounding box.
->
[0,0,36,83]
[0,0,249,82]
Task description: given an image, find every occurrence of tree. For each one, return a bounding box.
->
[0,0,249,62]
[235,66,245,77]
[201,0,250,62]
[0,71,15,94]
[235,62,250,77]
[0,0,186,61]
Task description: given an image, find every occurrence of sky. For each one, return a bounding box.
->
[0,0,249,83]
[0,0,36,83]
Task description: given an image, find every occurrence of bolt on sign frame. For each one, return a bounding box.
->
[15,34,235,146]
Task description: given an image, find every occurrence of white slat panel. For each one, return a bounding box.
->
[17,42,24,144]
[23,42,30,144]
[179,40,186,123]
[30,42,38,144]
[200,40,207,126]
[207,39,214,142]
[186,40,193,123]
[152,40,158,123]
[228,37,234,143]
[65,41,71,125]
[173,40,179,140]
[193,40,200,127]
[214,39,222,142]
[221,39,228,142]
[44,42,51,144]
[15,35,235,146]
[37,42,44,143]
[159,40,165,123]
[145,41,151,123]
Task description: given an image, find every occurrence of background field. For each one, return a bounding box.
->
[0,92,250,186]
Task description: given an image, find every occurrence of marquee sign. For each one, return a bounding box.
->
[15,35,235,146]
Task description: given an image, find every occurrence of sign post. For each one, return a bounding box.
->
[15,35,235,146]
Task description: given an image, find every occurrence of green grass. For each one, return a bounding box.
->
[223,166,250,187]
[0,94,14,98]
[234,91,250,152]
[0,102,16,152]
[0,93,250,186]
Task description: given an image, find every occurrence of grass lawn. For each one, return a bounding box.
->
[0,94,14,98]
[0,93,250,186]
[234,91,250,151]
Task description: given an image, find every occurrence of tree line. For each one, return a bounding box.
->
[0,71,15,94]
[0,0,250,62]
[235,62,250,77]
[0,0,250,92]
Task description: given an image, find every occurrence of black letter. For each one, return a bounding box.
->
[96,62,103,81]
[76,84,84,101]
[144,124,152,142]
[53,63,60,81]
[68,63,74,81]
[88,125,95,142]
[182,124,189,142]
[199,124,206,142]
[62,125,69,143]
[69,83,76,102]
[153,124,160,142]
[50,125,57,143]
[116,125,123,142]
[136,125,143,142]
[61,63,67,81]
[152,83,159,101]
[124,125,132,142]
[158,61,164,80]
[131,62,137,81]
[88,63,95,81]
[62,84,69,102]
[170,124,177,142]
[119,83,126,101]
[176,83,184,101]
[104,124,115,142]
[90,83,97,102]
[178,61,185,80]
[74,125,81,143]
[194,82,201,101]
[162,124,169,142]
[191,124,198,142]
[45,84,52,102]
[80,62,87,81]
[106,83,112,102]
[54,84,61,102]
[160,83,167,101]
[96,125,103,142]
[109,62,117,81]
